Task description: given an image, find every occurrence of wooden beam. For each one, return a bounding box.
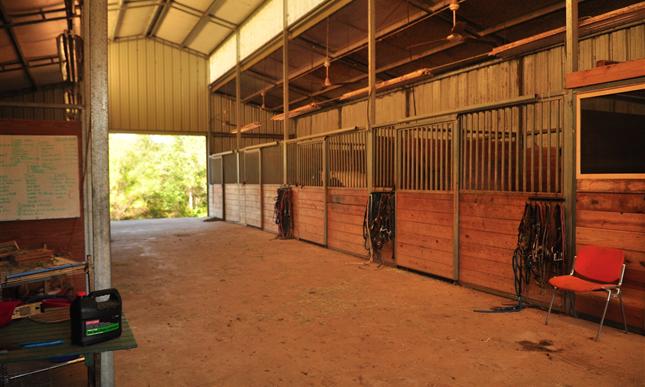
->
[0,2,36,90]
[181,0,228,48]
[478,2,564,36]
[566,58,645,89]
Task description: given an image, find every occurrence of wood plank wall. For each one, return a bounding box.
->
[0,120,84,260]
[244,184,262,228]
[396,192,454,279]
[224,184,240,222]
[327,188,368,257]
[292,186,325,245]
[208,184,224,219]
[262,184,280,234]
[576,179,645,330]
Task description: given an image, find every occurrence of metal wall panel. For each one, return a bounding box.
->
[108,39,208,134]
[0,85,68,121]
[209,93,285,153]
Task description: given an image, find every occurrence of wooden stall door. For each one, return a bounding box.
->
[327,188,368,257]
[223,153,240,222]
[243,150,262,228]
[293,186,325,245]
[208,156,224,219]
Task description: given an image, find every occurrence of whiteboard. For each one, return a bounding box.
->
[0,135,80,221]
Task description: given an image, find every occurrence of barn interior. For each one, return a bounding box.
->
[0,0,644,385]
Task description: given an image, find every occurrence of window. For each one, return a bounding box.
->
[577,84,645,179]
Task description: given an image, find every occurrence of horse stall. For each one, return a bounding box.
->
[260,143,283,234]
[222,152,240,222]
[241,149,262,228]
[394,117,456,280]
[288,140,326,245]
[326,130,369,257]
[208,154,224,219]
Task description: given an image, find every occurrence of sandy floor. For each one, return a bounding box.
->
[103,218,644,387]
[6,217,644,386]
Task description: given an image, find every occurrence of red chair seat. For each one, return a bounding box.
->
[548,275,613,292]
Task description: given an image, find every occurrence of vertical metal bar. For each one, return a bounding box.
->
[394,129,400,190]
[452,119,460,281]
[556,99,561,193]
[322,138,328,245]
[367,0,376,194]
[440,125,444,191]
[530,105,535,192]
[547,100,552,193]
[282,0,289,185]
[468,116,472,190]
[494,110,499,191]
[416,129,420,190]
[259,149,264,229]
[486,111,492,191]
[474,113,480,190]
[423,127,428,191]
[536,102,544,192]
[506,108,512,192]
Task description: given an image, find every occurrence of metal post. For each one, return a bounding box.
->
[452,119,460,281]
[366,0,376,193]
[282,0,289,185]
[87,0,114,385]
[235,30,243,224]
[322,138,328,246]
[563,0,578,315]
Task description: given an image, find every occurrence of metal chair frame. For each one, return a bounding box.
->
[545,255,628,341]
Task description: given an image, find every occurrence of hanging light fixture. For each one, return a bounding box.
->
[322,17,333,88]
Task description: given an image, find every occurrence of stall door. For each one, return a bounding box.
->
[243,150,262,228]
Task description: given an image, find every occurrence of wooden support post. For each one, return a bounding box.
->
[564,0,578,314]
[282,0,289,185]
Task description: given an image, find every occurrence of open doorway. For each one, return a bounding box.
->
[109,133,207,220]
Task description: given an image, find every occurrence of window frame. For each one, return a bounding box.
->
[576,82,645,180]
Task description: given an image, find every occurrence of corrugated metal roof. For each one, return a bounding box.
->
[0,0,80,93]
[108,0,264,55]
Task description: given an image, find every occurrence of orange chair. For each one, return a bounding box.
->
[544,245,628,340]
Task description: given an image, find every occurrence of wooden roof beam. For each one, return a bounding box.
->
[113,0,125,38]
[0,2,36,90]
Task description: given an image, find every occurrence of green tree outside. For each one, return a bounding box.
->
[109,134,207,220]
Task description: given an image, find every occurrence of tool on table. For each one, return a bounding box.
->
[71,288,122,346]
[0,339,64,355]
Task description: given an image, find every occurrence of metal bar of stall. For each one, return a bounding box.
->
[495,110,500,191]
[547,100,552,193]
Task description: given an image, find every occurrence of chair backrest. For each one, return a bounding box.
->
[575,245,625,283]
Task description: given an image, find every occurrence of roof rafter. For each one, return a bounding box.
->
[113,0,126,38]
[181,0,228,48]
[0,1,36,90]
[146,0,173,37]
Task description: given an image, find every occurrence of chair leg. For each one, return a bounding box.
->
[619,292,628,333]
[595,289,612,341]
[545,287,557,325]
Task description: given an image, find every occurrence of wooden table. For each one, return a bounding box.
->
[0,317,137,386]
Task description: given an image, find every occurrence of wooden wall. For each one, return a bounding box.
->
[224,184,240,222]
[262,184,280,234]
[576,179,645,330]
[326,188,368,257]
[0,119,84,260]
[244,184,262,228]
[396,192,454,279]
[292,186,325,245]
[209,184,224,219]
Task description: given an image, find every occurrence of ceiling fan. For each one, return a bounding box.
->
[406,0,493,50]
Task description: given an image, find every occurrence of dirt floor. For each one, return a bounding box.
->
[9,217,643,386]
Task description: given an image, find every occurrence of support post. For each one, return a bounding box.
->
[452,119,460,281]
[235,30,243,224]
[366,0,376,193]
[86,0,113,385]
[563,0,578,314]
[322,138,328,246]
[282,0,289,185]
